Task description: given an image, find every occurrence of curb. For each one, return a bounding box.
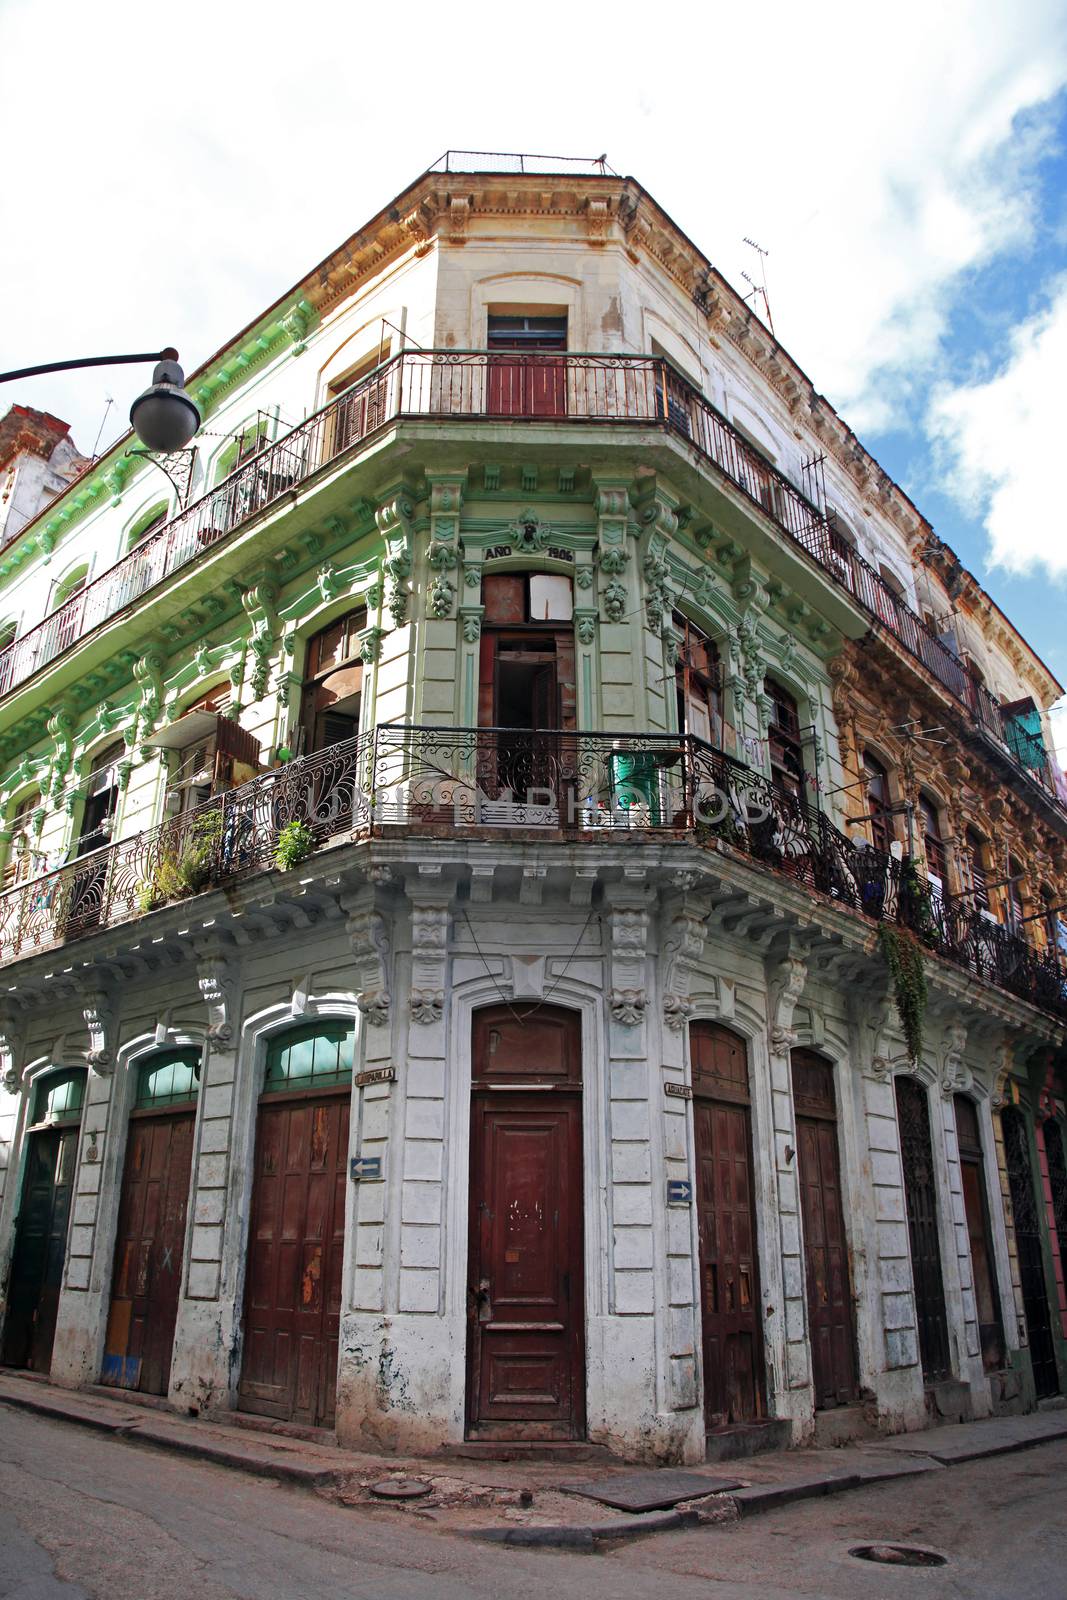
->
[461,1507,701,1548]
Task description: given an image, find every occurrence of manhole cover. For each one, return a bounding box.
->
[369,1478,432,1500]
[850,1544,947,1568]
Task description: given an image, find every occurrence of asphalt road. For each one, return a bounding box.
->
[1,1404,1065,1600]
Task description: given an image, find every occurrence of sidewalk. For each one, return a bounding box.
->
[2,1371,1066,1548]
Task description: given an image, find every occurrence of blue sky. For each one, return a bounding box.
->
[1,0,1065,757]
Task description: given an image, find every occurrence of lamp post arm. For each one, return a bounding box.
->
[0,348,179,385]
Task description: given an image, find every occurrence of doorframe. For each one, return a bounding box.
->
[448,978,606,1445]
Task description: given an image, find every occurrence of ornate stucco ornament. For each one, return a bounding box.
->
[610,987,647,1026]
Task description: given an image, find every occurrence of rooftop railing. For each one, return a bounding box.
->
[0,350,1056,807]
[0,724,1062,1019]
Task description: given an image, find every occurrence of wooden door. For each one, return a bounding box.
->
[103,1111,195,1394]
[791,1051,857,1408]
[895,1076,951,1382]
[691,1022,765,1428]
[955,1096,1004,1373]
[1,1126,79,1372]
[239,1091,349,1427]
[1002,1108,1059,1398]
[467,1006,584,1439]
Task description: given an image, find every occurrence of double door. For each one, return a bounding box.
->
[239,1091,349,1428]
[792,1051,857,1408]
[1,1126,79,1372]
[103,1111,195,1394]
[691,1022,765,1428]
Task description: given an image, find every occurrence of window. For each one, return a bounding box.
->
[1006,856,1026,930]
[3,792,41,888]
[300,607,367,754]
[134,1049,200,1110]
[479,574,577,736]
[918,794,947,886]
[330,347,392,456]
[51,565,88,613]
[126,503,168,552]
[1040,886,1061,951]
[74,740,124,858]
[483,574,573,627]
[965,827,991,915]
[674,612,722,746]
[31,1068,86,1126]
[864,751,894,854]
[0,619,16,652]
[765,677,804,799]
[264,1021,355,1093]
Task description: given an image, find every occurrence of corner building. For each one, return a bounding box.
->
[0,153,1065,1462]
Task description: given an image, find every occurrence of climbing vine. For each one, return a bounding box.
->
[878,923,928,1067]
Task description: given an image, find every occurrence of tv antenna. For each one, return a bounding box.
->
[742,237,774,335]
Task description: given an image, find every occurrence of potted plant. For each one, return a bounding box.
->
[273,819,315,872]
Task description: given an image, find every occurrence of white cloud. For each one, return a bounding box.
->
[927,278,1067,578]
[0,0,1064,460]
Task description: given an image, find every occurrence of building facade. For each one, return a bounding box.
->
[0,153,1064,1462]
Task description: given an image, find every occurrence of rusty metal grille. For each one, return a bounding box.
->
[1044,1119,1067,1295]
[895,1076,951,1382]
[1002,1108,1060,1399]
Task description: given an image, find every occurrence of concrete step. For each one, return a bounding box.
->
[705,1418,791,1461]
[811,1403,880,1449]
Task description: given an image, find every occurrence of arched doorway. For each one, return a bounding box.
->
[895,1076,950,1382]
[466,1004,584,1440]
[1,1068,86,1372]
[1001,1107,1059,1398]
[954,1096,1004,1373]
[791,1049,857,1407]
[102,1050,200,1394]
[690,1021,765,1427]
[238,1021,354,1428]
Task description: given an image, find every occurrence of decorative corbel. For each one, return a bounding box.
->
[83,988,115,1074]
[345,889,392,1030]
[661,902,707,1030]
[940,1017,970,1097]
[133,650,167,745]
[0,1006,26,1095]
[408,883,452,1025]
[195,947,235,1049]
[606,890,651,1028]
[376,492,414,629]
[766,947,808,1057]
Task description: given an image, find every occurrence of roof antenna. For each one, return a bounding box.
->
[90,395,115,462]
[742,237,774,335]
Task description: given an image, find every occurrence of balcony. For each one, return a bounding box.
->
[1,350,1059,817]
[2,724,1063,1020]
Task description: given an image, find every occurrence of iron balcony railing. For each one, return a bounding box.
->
[0,350,1056,804]
[1,723,1063,1019]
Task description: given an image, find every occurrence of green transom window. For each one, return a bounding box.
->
[32,1068,86,1126]
[264,1021,355,1092]
[135,1049,201,1109]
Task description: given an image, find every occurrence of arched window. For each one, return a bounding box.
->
[674,611,722,746]
[765,677,804,799]
[30,1066,86,1127]
[125,502,169,552]
[965,827,990,914]
[918,793,946,887]
[0,619,16,652]
[864,751,895,854]
[134,1048,201,1110]
[51,564,88,613]
[263,1020,355,1093]
[300,607,368,754]
[1040,885,1061,953]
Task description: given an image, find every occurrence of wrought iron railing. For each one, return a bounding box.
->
[0,350,1057,808]
[0,723,1062,1019]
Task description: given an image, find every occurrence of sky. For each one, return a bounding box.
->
[1,0,1065,764]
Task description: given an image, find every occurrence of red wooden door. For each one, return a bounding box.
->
[239,1091,349,1427]
[1,1126,79,1372]
[691,1022,765,1428]
[467,1006,584,1439]
[791,1051,857,1408]
[103,1111,195,1394]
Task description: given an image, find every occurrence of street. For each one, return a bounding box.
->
[1,1405,1065,1599]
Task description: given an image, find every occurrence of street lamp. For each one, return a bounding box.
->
[0,346,201,452]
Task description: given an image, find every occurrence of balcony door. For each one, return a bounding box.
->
[300,608,366,756]
[486,315,567,417]
[1001,1107,1059,1399]
[895,1076,951,1382]
[477,574,575,817]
